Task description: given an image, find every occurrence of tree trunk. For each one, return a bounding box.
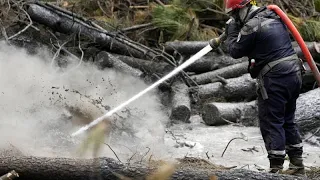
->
[295,88,320,136]
[170,80,191,123]
[201,100,258,126]
[26,3,159,61]
[190,62,248,85]
[0,156,306,180]
[95,51,144,77]
[190,74,257,103]
[185,53,247,74]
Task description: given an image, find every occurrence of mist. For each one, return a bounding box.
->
[0,41,170,160]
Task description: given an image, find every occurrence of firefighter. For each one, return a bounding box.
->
[218,0,306,176]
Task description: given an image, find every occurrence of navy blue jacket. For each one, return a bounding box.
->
[226,7,299,78]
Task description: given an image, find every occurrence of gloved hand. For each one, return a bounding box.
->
[225,18,241,37]
[209,32,227,49]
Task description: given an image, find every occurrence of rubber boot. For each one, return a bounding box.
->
[269,159,284,173]
[288,157,307,177]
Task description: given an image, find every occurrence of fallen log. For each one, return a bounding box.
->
[95,51,144,77]
[165,40,320,60]
[0,156,306,180]
[201,100,258,126]
[185,53,247,74]
[25,3,168,62]
[165,41,208,55]
[201,88,320,131]
[190,61,248,85]
[191,74,257,102]
[110,53,174,76]
[295,88,320,136]
[170,80,191,123]
[293,42,320,62]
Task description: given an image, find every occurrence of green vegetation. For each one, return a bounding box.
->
[43,0,320,44]
[315,0,320,12]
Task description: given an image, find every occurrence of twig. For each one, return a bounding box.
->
[205,151,210,160]
[104,143,122,162]
[304,127,320,142]
[155,0,165,6]
[0,22,9,43]
[216,75,228,85]
[6,0,11,15]
[254,164,266,172]
[221,137,248,157]
[139,147,151,163]
[220,117,236,125]
[97,1,108,17]
[75,31,84,68]
[240,164,250,169]
[51,41,68,67]
[127,152,137,164]
[8,4,32,40]
[121,23,153,32]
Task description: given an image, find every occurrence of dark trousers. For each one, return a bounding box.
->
[258,71,303,161]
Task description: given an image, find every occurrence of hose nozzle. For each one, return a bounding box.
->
[209,32,227,49]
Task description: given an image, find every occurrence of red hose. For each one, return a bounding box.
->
[267,5,320,87]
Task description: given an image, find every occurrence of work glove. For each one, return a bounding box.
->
[209,32,227,49]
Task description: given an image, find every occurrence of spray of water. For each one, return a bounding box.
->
[72,45,213,136]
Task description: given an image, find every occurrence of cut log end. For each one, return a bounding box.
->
[201,104,220,126]
[170,105,191,123]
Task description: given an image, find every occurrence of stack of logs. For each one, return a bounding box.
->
[3,1,320,137]
[164,40,320,137]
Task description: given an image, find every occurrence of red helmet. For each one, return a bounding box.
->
[224,0,252,14]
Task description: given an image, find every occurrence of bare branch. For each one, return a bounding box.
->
[8,4,32,40]
[221,136,248,157]
[104,143,122,163]
[139,147,150,163]
[50,41,67,67]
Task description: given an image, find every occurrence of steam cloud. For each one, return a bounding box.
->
[0,41,169,159]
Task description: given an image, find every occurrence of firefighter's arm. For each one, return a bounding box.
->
[226,20,256,59]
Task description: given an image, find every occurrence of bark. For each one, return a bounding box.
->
[185,53,247,74]
[190,62,248,85]
[165,41,208,55]
[295,88,320,136]
[170,80,191,123]
[110,53,174,75]
[165,40,320,61]
[95,51,144,77]
[293,42,320,62]
[201,101,258,126]
[0,156,306,180]
[25,3,162,61]
[201,88,320,131]
[190,74,257,102]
